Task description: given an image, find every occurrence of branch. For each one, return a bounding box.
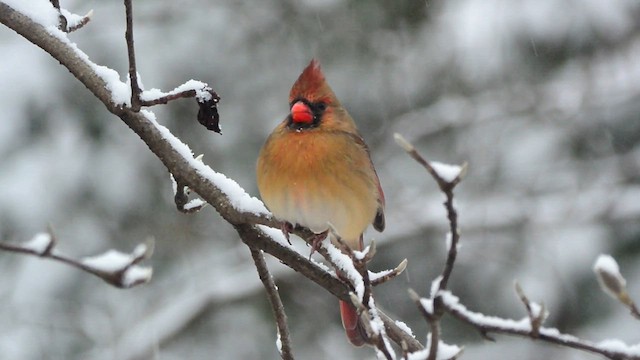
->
[594,254,640,320]
[124,0,141,110]
[0,3,421,353]
[395,133,467,359]
[0,230,153,288]
[249,248,294,360]
[440,291,640,360]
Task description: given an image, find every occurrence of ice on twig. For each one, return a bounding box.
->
[22,232,53,255]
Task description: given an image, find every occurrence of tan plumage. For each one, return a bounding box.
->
[256,59,384,346]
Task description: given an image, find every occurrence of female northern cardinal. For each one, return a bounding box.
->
[256,59,385,346]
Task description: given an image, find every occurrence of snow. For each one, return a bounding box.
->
[430,276,443,297]
[394,320,414,337]
[353,245,370,260]
[140,79,212,102]
[369,268,393,282]
[440,291,531,331]
[93,65,131,106]
[122,265,152,287]
[596,339,640,356]
[3,0,59,28]
[367,298,396,359]
[275,330,282,355]
[321,240,364,300]
[419,298,434,315]
[21,232,52,255]
[407,334,462,360]
[430,161,462,183]
[82,249,133,272]
[184,198,206,211]
[60,8,92,30]
[256,224,292,249]
[140,109,269,215]
[593,254,626,298]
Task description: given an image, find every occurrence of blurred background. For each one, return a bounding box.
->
[1,0,639,359]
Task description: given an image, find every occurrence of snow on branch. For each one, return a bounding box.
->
[397,133,640,360]
[440,290,640,360]
[396,133,467,360]
[0,230,153,288]
[594,254,640,320]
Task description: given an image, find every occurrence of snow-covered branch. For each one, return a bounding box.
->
[0,230,152,288]
[396,134,640,360]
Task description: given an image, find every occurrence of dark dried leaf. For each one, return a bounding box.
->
[197,91,221,133]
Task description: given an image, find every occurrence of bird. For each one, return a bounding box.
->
[256,59,385,346]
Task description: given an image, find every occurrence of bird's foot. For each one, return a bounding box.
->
[280,221,293,245]
[308,230,329,259]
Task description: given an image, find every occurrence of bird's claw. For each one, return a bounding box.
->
[308,230,329,259]
[281,221,293,245]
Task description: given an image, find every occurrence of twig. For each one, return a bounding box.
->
[0,230,153,288]
[140,89,217,107]
[124,0,141,110]
[395,133,467,360]
[370,259,408,286]
[48,0,67,30]
[249,248,294,360]
[65,10,92,33]
[514,282,546,337]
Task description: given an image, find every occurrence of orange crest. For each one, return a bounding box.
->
[289,59,337,105]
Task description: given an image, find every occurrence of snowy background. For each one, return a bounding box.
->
[1,0,639,359]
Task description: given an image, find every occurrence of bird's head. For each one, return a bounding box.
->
[287,59,356,132]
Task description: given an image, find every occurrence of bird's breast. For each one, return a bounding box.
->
[257,130,378,246]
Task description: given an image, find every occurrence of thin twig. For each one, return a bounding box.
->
[370,259,408,286]
[249,248,294,360]
[66,10,92,33]
[139,89,211,106]
[124,0,141,110]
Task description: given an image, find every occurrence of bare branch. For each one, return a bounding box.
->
[249,248,294,360]
[124,0,141,110]
[515,282,547,337]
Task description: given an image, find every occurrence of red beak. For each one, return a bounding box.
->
[291,101,313,123]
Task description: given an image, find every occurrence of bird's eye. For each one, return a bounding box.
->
[316,103,327,111]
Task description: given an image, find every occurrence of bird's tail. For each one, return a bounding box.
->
[340,300,366,346]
